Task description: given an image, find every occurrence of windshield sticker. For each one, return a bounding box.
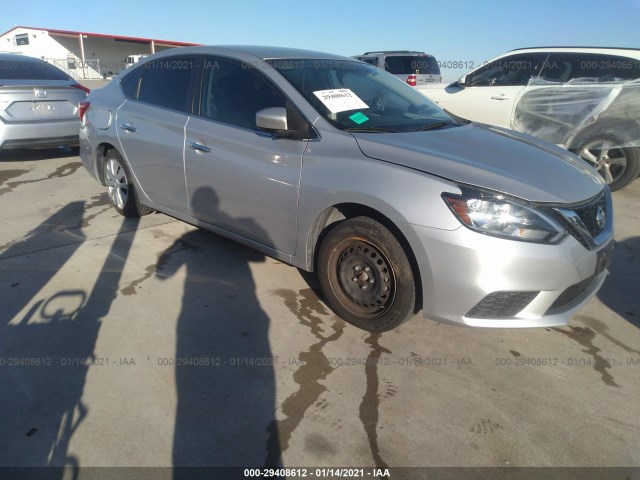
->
[349,112,369,124]
[313,88,369,113]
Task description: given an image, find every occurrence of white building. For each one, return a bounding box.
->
[0,26,199,79]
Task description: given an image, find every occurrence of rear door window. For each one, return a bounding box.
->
[120,66,144,98]
[136,56,196,112]
[541,53,640,82]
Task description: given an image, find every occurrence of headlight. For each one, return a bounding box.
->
[442,186,566,243]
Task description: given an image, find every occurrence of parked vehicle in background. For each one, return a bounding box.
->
[126,54,148,67]
[80,46,613,332]
[417,47,640,191]
[353,51,442,86]
[0,53,89,151]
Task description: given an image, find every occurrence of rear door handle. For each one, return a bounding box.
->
[188,141,212,153]
[120,123,137,132]
[490,95,511,100]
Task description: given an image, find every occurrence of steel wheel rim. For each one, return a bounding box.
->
[578,139,628,185]
[105,158,128,210]
[334,239,396,318]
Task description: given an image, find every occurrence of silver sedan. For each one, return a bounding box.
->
[80,46,614,331]
[0,53,88,151]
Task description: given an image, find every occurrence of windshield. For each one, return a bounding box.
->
[271,59,457,132]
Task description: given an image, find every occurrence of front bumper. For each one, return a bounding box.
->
[414,222,613,328]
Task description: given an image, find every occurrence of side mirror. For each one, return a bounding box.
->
[256,107,288,132]
[457,74,468,87]
[256,106,311,140]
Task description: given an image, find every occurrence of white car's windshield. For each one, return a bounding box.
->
[271,59,458,132]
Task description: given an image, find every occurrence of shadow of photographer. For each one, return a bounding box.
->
[0,201,140,478]
[154,187,281,475]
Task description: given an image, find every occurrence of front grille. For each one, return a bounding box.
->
[548,276,595,310]
[574,192,606,238]
[466,291,539,319]
[552,190,608,250]
[567,228,591,250]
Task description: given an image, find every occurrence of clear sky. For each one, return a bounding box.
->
[3,0,639,81]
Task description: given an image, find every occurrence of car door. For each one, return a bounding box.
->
[116,55,197,214]
[184,56,308,254]
[435,53,547,128]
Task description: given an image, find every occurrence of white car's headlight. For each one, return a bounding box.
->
[442,186,567,243]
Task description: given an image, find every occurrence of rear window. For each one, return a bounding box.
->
[384,55,441,75]
[357,57,378,66]
[120,66,144,98]
[0,58,70,80]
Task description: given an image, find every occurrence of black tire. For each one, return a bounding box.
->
[317,217,416,332]
[571,129,640,191]
[103,150,152,217]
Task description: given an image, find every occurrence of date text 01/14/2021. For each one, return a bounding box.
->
[243,468,391,478]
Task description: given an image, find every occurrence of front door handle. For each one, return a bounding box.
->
[120,123,137,132]
[188,141,212,153]
[490,95,511,100]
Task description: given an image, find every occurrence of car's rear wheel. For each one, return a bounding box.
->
[573,131,640,191]
[317,217,416,331]
[103,150,152,217]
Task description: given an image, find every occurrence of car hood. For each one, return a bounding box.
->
[351,123,604,203]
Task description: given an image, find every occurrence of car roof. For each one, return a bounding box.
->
[148,45,351,61]
[507,46,640,58]
[361,50,426,56]
[0,53,45,62]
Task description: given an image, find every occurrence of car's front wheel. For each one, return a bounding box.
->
[317,217,416,332]
[572,131,640,191]
[103,150,152,217]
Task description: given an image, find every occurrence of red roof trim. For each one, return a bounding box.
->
[0,25,200,47]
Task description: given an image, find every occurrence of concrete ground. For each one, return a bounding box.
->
[0,149,639,474]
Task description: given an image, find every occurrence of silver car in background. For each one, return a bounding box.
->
[80,46,614,332]
[0,53,89,151]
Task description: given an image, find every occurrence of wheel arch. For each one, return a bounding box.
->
[568,118,640,151]
[568,118,640,189]
[95,142,120,185]
[305,202,424,313]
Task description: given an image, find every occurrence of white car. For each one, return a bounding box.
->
[418,47,640,191]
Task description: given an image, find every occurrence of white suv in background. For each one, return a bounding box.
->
[417,47,640,191]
